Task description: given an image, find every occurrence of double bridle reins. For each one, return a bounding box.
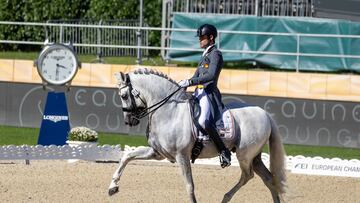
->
[120,74,182,121]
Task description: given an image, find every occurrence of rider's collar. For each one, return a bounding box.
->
[202,44,215,56]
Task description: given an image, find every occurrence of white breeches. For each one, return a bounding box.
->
[193,88,210,129]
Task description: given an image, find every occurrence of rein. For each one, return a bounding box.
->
[121,74,182,120]
[135,86,182,119]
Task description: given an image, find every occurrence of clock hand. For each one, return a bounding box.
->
[56,64,67,69]
[55,67,60,80]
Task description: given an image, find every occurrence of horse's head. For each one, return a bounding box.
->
[115,68,183,126]
[115,71,147,126]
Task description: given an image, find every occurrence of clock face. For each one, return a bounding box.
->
[37,45,78,85]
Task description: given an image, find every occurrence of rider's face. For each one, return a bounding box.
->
[199,35,210,49]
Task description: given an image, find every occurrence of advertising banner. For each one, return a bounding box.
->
[292,158,360,178]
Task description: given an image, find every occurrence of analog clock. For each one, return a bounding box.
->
[36,44,80,85]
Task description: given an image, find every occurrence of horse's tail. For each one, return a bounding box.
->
[268,114,287,194]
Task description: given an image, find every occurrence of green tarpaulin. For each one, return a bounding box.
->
[168,13,360,72]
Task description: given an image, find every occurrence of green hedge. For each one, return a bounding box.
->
[0,0,162,53]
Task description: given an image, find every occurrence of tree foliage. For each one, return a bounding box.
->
[0,0,162,53]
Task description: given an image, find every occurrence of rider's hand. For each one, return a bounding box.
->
[178,79,190,88]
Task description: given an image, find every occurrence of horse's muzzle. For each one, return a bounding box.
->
[124,115,140,126]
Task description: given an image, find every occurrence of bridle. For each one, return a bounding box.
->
[119,73,182,122]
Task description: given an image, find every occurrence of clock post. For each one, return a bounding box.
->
[35,42,80,146]
[37,92,70,145]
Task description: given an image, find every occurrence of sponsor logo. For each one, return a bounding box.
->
[294,163,308,169]
[43,115,69,123]
[51,56,65,60]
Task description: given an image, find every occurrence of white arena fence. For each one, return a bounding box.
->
[0,144,359,178]
[0,144,122,162]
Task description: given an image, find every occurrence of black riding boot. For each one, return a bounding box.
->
[205,122,231,168]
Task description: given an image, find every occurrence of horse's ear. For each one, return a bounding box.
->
[114,72,126,83]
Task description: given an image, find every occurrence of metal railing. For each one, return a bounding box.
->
[217,30,360,71]
[171,0,258,15]
[0,20,149,63]
[168,0,314,16]
[0,21,360,71]
[45,20,149,60]
[262,0,314,17]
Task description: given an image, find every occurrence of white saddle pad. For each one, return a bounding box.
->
[219,109,235,140]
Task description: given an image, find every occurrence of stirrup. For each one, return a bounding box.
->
[219,150,231,168]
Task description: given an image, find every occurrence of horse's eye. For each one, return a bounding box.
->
[121,93,128,100]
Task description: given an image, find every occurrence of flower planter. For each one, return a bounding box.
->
[66,140,98,148]
[66,140,98,163]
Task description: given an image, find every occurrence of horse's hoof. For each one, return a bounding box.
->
[108,186,119,196]
[221,193,231,203]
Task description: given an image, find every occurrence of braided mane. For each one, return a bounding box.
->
[133,68,178,85]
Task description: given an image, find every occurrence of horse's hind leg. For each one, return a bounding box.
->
[108,146,163,196]
[222,160,254,203]
[253,153,281,203]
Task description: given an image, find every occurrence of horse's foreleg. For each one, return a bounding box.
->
[108,146,163,196]
[176,154,197,203]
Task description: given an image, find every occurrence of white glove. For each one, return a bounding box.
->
[178,79,190,88]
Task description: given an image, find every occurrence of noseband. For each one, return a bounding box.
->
[119,74,182,121]
[120,74,146,115]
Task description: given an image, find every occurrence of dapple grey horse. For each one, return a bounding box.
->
[108,68,286,203]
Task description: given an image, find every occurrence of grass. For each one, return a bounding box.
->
[262,144,360,160]
[0,51,259,70]
[97,132,147,147]
[1,125,359,160]
[0,125,147,148]
[0,51,167,66]
[0,125,40,145]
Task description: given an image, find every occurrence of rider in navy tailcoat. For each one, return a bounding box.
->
[178,24,231,168]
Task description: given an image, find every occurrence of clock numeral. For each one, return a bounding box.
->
[43,70,47,74]
[68,71,72,74]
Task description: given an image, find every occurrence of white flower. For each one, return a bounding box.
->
[68,126,98,142]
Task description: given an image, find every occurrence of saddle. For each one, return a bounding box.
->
[188,96,235,163]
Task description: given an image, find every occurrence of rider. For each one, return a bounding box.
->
[178,24,231,168]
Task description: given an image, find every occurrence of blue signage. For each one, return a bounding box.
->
[37,92,70,145]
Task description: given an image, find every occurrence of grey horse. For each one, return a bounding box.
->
[108,68,286,203]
